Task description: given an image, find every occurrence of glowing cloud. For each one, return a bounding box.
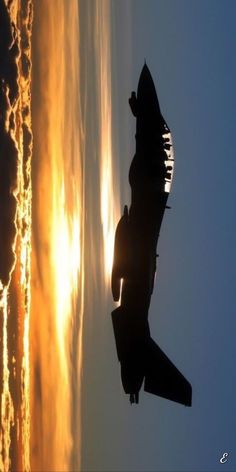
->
[95,0,120,285]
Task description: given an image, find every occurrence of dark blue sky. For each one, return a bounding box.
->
[81,1,236,471]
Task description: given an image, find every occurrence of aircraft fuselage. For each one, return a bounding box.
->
[111,65,191,406]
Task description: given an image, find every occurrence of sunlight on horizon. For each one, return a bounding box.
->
[95,0,121,286]
[31,1,84,470]
[0,0,121,469]
[30,0,119,470]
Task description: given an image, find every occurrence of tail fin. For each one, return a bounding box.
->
[144,338,192,406]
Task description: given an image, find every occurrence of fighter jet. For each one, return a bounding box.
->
[111,64,192,406]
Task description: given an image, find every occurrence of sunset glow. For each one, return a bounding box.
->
[30,1,84,470]
[0,0,120,469]
[0,287,15,472]
[51,179,81,386]
[0,1,33,470]
[95,0,120,284]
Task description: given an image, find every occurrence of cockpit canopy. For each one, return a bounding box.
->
[163,129,174,193]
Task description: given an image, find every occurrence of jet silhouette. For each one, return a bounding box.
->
[111,65,192,406]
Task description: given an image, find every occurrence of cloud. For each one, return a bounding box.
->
[0,0,19,286]
[0,0,33,287]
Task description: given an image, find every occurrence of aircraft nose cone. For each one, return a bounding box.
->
[140,63,152,80]
[138,64,154,92]
[137,63,160,114]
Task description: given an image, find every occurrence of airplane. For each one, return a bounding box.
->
[111,64,192,406]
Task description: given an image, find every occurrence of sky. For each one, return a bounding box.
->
[0,0,236,471]
[81,1,236,471]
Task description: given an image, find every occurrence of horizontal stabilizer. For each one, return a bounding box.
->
[144,338,192,406]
